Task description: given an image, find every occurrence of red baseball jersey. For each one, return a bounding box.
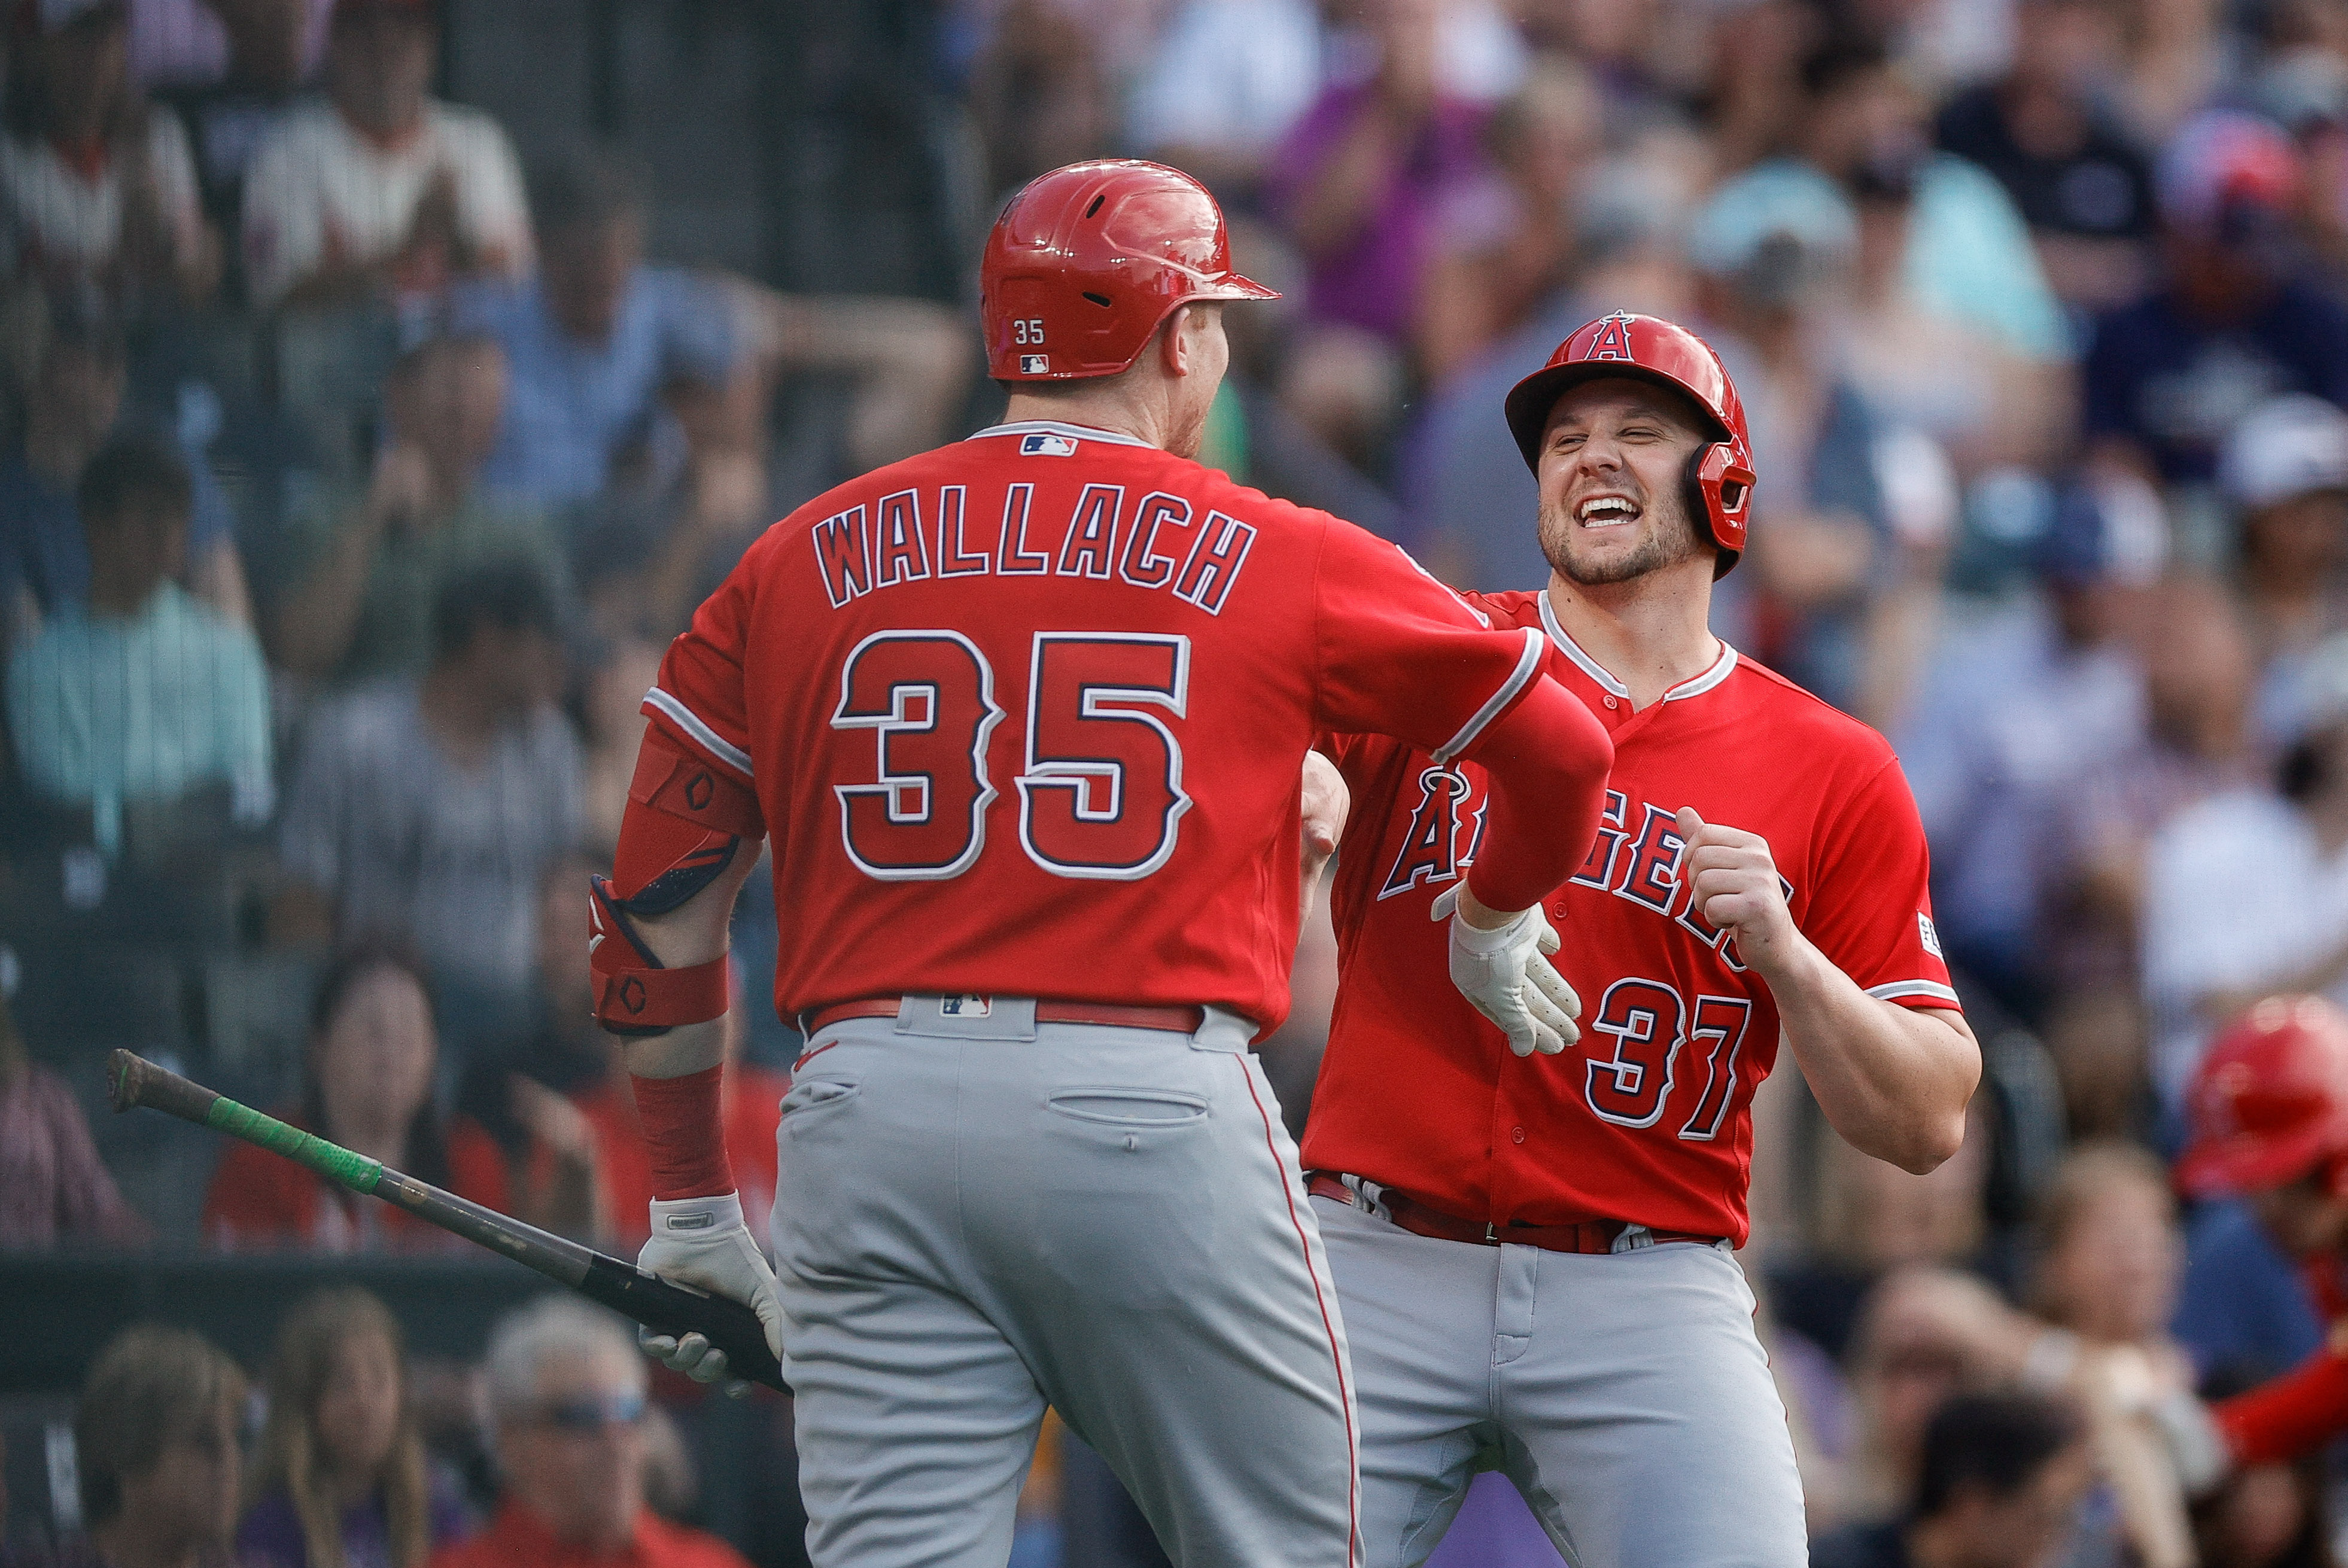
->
[646,421,1556,1034]
[1303,589,1960,1244]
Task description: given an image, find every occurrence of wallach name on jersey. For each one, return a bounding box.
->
[808,482,1257,617]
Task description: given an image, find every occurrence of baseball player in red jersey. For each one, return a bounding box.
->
[1303,313,1983,1567]
[580,161,1617,1568]
[2160,996,2348,1476]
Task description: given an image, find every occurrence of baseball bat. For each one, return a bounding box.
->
[107,1049,787,1393]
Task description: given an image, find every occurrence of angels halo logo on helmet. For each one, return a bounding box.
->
[2178,993,2348,1198]
[980,160,1279,383]
[1504,311,1759,578]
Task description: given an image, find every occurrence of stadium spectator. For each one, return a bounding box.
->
[130,0,329,89]
[239,1287,469,1568]
[2188,1361,2333,1568]
[0,0,218,304]
[448,145,735,513]
[967,0,1114,201]
[201,942,507,1251]
[69,1326,247,1568]
[2220,395,2348,745]
[0,304,251,631]
[1899,481,2162,1017]
[1269,0,1488,465]
[1414,59,1604,385]
[427,1300,749,1568]
[1811,1392,2091,1568]
[0,990,150,1247]
[268,334,567,684]
[1124,0,1322,197]
[2050,575,2258,997]
[239,0,531,310]
[157,0,325,293]
[2084,112,2348,493]
[1933,0,2159,310]
[6,431,272,847]
[575,634,661,854]
[1833,1269,2020,1520]
[452,855,609,1244]
[2142,633,2348,1108]
[273,561,580,1033]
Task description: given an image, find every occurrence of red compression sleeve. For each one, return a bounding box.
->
[1461,675,1614,914]
[2214,1345,2348,1467]
[631,1067,735,1200]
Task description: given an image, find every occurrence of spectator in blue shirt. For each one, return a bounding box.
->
[449,144,738,514]
[2084,111,2348,490]
[5,430,272,855]
[0,305,250,640]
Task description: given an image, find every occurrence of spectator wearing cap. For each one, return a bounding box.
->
[239,0,531,310]
[5,431,272,851]
[273,561,579,1037]
[2142,631,2348,1109]
[267,333,568,684]
[1934,0,2159,310]
[2083,111,2348,494]
[1812,1392,2091,1568]
[2219,394,2348,744]
[0,305,252,635]
[1898,478,2164,1018]
[427,1300,748,1568]
[64,1326,250,1568]
[0,0,218,303]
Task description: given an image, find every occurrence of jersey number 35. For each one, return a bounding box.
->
[831,629,1190,883]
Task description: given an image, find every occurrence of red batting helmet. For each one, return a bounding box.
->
[980,160,1277,383]
[1503,311,1759,576]
[2177,995,2348,1198]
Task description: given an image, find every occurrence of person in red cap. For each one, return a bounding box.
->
[594,159,1618,1567]
[2173,994,2348,1469]
[1302,311,1982,1567]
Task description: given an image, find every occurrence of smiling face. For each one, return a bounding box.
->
[1535,376,1717,587]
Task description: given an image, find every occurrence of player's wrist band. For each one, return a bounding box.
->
[633,1067,735,1199]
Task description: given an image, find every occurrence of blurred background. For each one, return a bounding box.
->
[7,0,2348,1563]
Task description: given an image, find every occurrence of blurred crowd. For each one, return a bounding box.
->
[13,0,2348,1561]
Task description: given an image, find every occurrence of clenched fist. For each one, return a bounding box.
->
[1675,807,1796,972]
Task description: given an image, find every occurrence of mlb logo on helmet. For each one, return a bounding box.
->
[1020,433,1078,456]
[1021,354,1050,375]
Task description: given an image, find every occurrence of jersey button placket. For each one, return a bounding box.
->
[1511,1126,1525,1144]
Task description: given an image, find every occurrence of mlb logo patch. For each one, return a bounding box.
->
[1020,354,1050,375]
[941,994,993,1017]
[1020,432,1078,456]
[1917,912,1943,958]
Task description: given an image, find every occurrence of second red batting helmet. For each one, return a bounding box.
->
[2177,994,2348,1198]
[980,160,1277,383]
[1503,311,1759,576]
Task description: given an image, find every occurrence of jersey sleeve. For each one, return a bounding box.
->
[644,540,762,784]
[1799,756,1962,1011]
[1307,519,1544,761]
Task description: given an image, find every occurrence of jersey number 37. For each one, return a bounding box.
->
[831,629,1190,882]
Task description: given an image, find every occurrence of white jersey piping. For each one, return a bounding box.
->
[643,686,755,777]
[971,419,1157,450]
[1432,628,1545,765]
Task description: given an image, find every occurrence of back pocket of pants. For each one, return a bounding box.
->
[781,1078,860,1121]
[1045,1088,1210,1128]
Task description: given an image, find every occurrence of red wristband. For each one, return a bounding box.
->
[630,1067,735,1199]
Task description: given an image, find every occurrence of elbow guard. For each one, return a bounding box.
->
[591,732,767,1037]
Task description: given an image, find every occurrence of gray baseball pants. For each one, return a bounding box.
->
[1310,1191,1808,1568]
[769,997,1361,1568]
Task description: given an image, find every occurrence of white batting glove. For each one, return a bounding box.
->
[1432,886,1581,1057]
[635,1192,784,1387]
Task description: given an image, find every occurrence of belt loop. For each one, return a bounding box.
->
[1484,1221,1499,1244]
[1611,1223,1653,1254]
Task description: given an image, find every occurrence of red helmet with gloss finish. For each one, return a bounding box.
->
[2177,994,2348,1198]
[980,160,1278,383]
[1504,311,1759,575]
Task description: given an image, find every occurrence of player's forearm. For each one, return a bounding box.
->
[2213,1343,2348,1466]
[609,847,756,1080]
[1460,677,1614,914]
[1761,936,1977,1173]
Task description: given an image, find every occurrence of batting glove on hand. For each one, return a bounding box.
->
[1432,887,1581,1057]
[635,1192,784,1390]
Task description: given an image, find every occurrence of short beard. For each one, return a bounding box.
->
[1538,494,1704,586]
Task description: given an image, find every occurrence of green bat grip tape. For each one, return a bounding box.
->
[206,1097,385,1193]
